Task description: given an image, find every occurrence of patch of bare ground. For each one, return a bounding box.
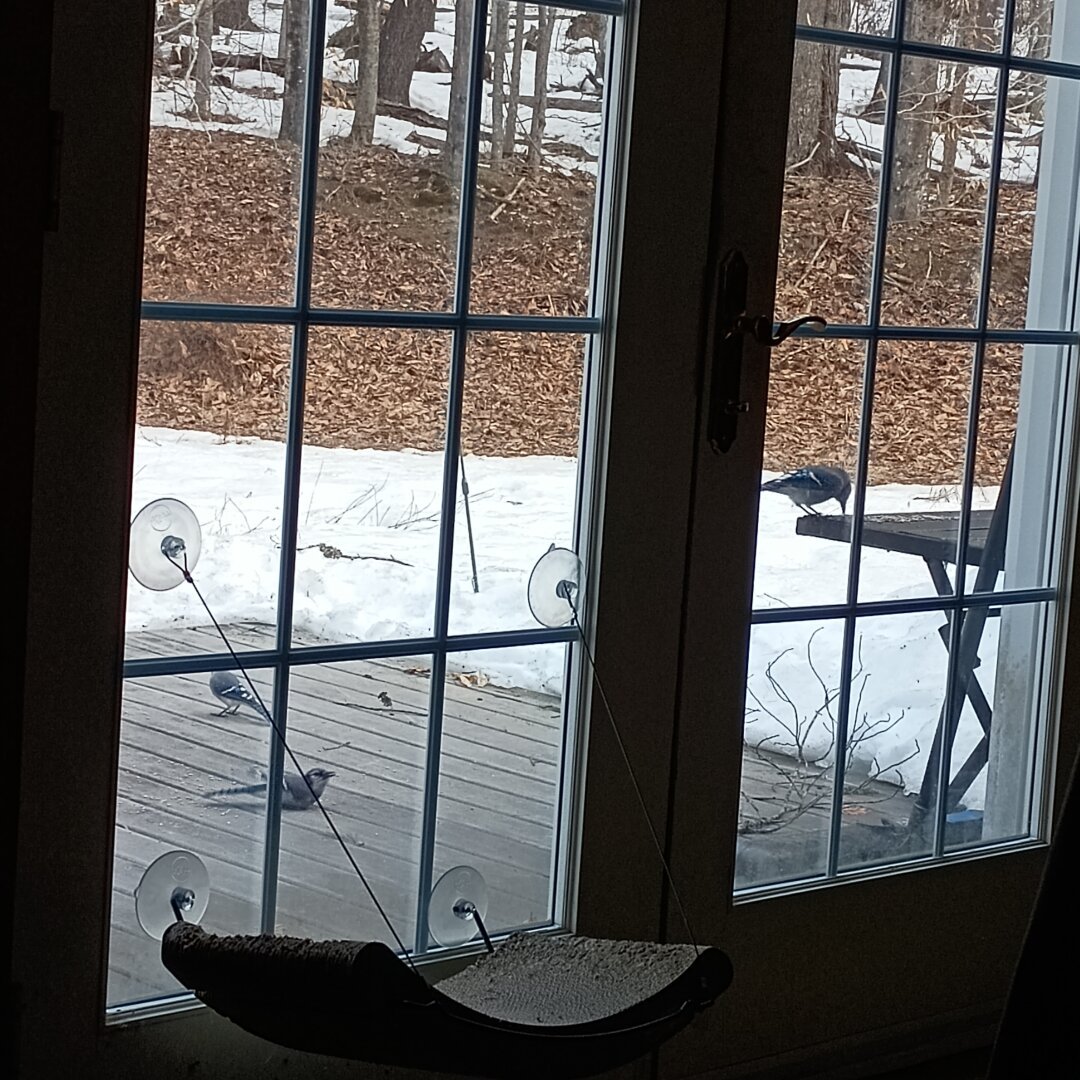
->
[140,129,1031,483]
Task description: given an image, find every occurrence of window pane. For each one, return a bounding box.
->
[428,644,568,942]
[310,3,465,310]
[903,0,1005,52]
[780,42,886,326]
[975,601,1053,845]
[967,343,1074,595]
[835,610,951,870]
[756,338,863,612]
[1010,0,1060,60]
[798,0,892,37]
[880,58,998,327]
[872,601,1052,857]
[107,668,275,1005]
[293,328,452,646]
[469,2,610,317]
[989,71,1080,330]
[736,620,845,889]
[280,657,431,948]
[145,1,309,303]
[449,331,587,636]
[125,321,292,660]
[857,341,975,602]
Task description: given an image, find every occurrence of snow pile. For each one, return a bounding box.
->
[127,428,1014,805]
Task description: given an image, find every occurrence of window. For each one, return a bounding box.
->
[737,0,1080,889]
[19,0,1080,1074]
[109,0,624,1007]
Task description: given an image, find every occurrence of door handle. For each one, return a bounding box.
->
[705,249,826,453]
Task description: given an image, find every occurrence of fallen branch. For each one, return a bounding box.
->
[489,175,526,221]
[516,94,602,113]
[299,543,413,567]
[790,233,831,292]
[785,141,820,175]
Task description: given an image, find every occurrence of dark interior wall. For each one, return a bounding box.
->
[8,3,1077,1078]
[5,1,55,1073]
[987,746,1080,1078]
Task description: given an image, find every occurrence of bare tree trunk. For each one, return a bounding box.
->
[214,0,260,32]
[1013,0,1051,126]
[936,63,968,207]
[277,0,289,61]
[489,4,508,164]
[156,1,184,44]
[279,0,309,145]
[447,0,474,181]
[860,53,890,122]
[890,1,942,222]
[378,0,435,104]
[349,0,381,145]
[502,2,525,159]
[595,19,608,75]
[194,1,214,120]
[527,6,553,173]
[936,1,996,206]
[786,0,851,175]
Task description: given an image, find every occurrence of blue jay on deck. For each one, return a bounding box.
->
[760,465,851,515]
[209,670,271,722]
[206,768,335,811]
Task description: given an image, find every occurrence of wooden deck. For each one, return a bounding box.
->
[109,624,913,1005]
[111,624,563,1004]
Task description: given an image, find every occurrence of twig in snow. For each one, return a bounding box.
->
[299,543,413,567]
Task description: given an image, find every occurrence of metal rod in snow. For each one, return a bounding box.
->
[460,454,480,593]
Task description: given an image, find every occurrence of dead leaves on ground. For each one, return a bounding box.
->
[142,129,1027,484]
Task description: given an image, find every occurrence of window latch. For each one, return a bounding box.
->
[725,312,827,347]
[706,249,826,453]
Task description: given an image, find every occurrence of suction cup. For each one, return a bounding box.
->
[129,498,202,591]
[134,850,210,940]
[428,865,489,947]
[527,545,582,628]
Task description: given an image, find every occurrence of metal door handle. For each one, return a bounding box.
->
[727,313,827,347]
[706,249,826,453]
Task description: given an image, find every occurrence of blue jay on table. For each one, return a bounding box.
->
[206,767,335,811]
[760,465,851,514]
[209,670,271,722]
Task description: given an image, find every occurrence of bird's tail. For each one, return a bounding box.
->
[760,477,788,493]
[244,697,272,722]
[206,782,267,799]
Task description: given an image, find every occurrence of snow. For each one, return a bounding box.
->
[127,428,1010,807]
[742,473,1001,807]
[151,6,1046,187]
[127,426,576,696]
[151,3,605,172]
[137,5,1036,810]
[836,62,1042,185]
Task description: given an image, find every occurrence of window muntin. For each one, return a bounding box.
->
[112,0,624,1008]
[740,0,1080,891]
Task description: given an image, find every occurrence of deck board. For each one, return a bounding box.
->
[110,622,913,1006]
[110,623,563,1005]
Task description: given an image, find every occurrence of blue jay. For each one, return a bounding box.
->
[760,465,851,514]
[208,670,270,722]
[206,768,335,811]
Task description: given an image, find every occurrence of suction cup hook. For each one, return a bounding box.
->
[527,545,582,629]
[134,850,210,940]
[129,498,202,591]
[429,865,491,949]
